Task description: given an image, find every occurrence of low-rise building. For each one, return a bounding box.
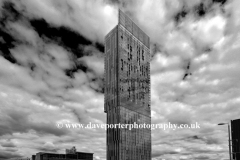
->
[32,147,93,160]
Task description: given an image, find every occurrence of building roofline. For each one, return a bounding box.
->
[36,152,94,155]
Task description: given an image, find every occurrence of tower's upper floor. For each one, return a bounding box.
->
[104,10,150,117]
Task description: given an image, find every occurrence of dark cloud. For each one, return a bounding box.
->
[1,141,16,148]
[195,3,207,17]
[4,148,18,152]
[0,1,22,23]
[204,47,212,53]
[193,1,220,18]
[107,0,121,4]
[89,77,104,93]
[0,110,67,136]
[0,150,23,160]
[95,42,104,53]
[30,19,92,58]
[71,109,84,123]
[185,135,221,145]
[0,2,20,64]
[151,43,163,59]
[0,30,17,63]
[65,63,88,78]
[194,155,211,160]
[183,61,191,80]
[152,150,179,157]
[174,7,188,24]
[212,0,228,5]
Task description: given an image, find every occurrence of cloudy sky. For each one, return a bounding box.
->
[0,0,239,159]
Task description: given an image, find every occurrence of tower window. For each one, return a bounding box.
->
[121,59,123,70]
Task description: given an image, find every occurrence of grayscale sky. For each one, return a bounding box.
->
[0,0,239,159]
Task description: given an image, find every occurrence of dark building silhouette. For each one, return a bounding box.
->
[32,147,93,160]
[104,10,151,160]
[231,119,240,160]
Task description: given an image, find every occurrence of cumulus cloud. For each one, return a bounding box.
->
[14,0,118,42]
[38,142,59,152]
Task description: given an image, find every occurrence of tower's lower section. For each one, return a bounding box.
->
[107,106,151,160]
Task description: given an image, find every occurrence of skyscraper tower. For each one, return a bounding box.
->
[104,10,151,160]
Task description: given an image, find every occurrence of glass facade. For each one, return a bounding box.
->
[104,10,151,160]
